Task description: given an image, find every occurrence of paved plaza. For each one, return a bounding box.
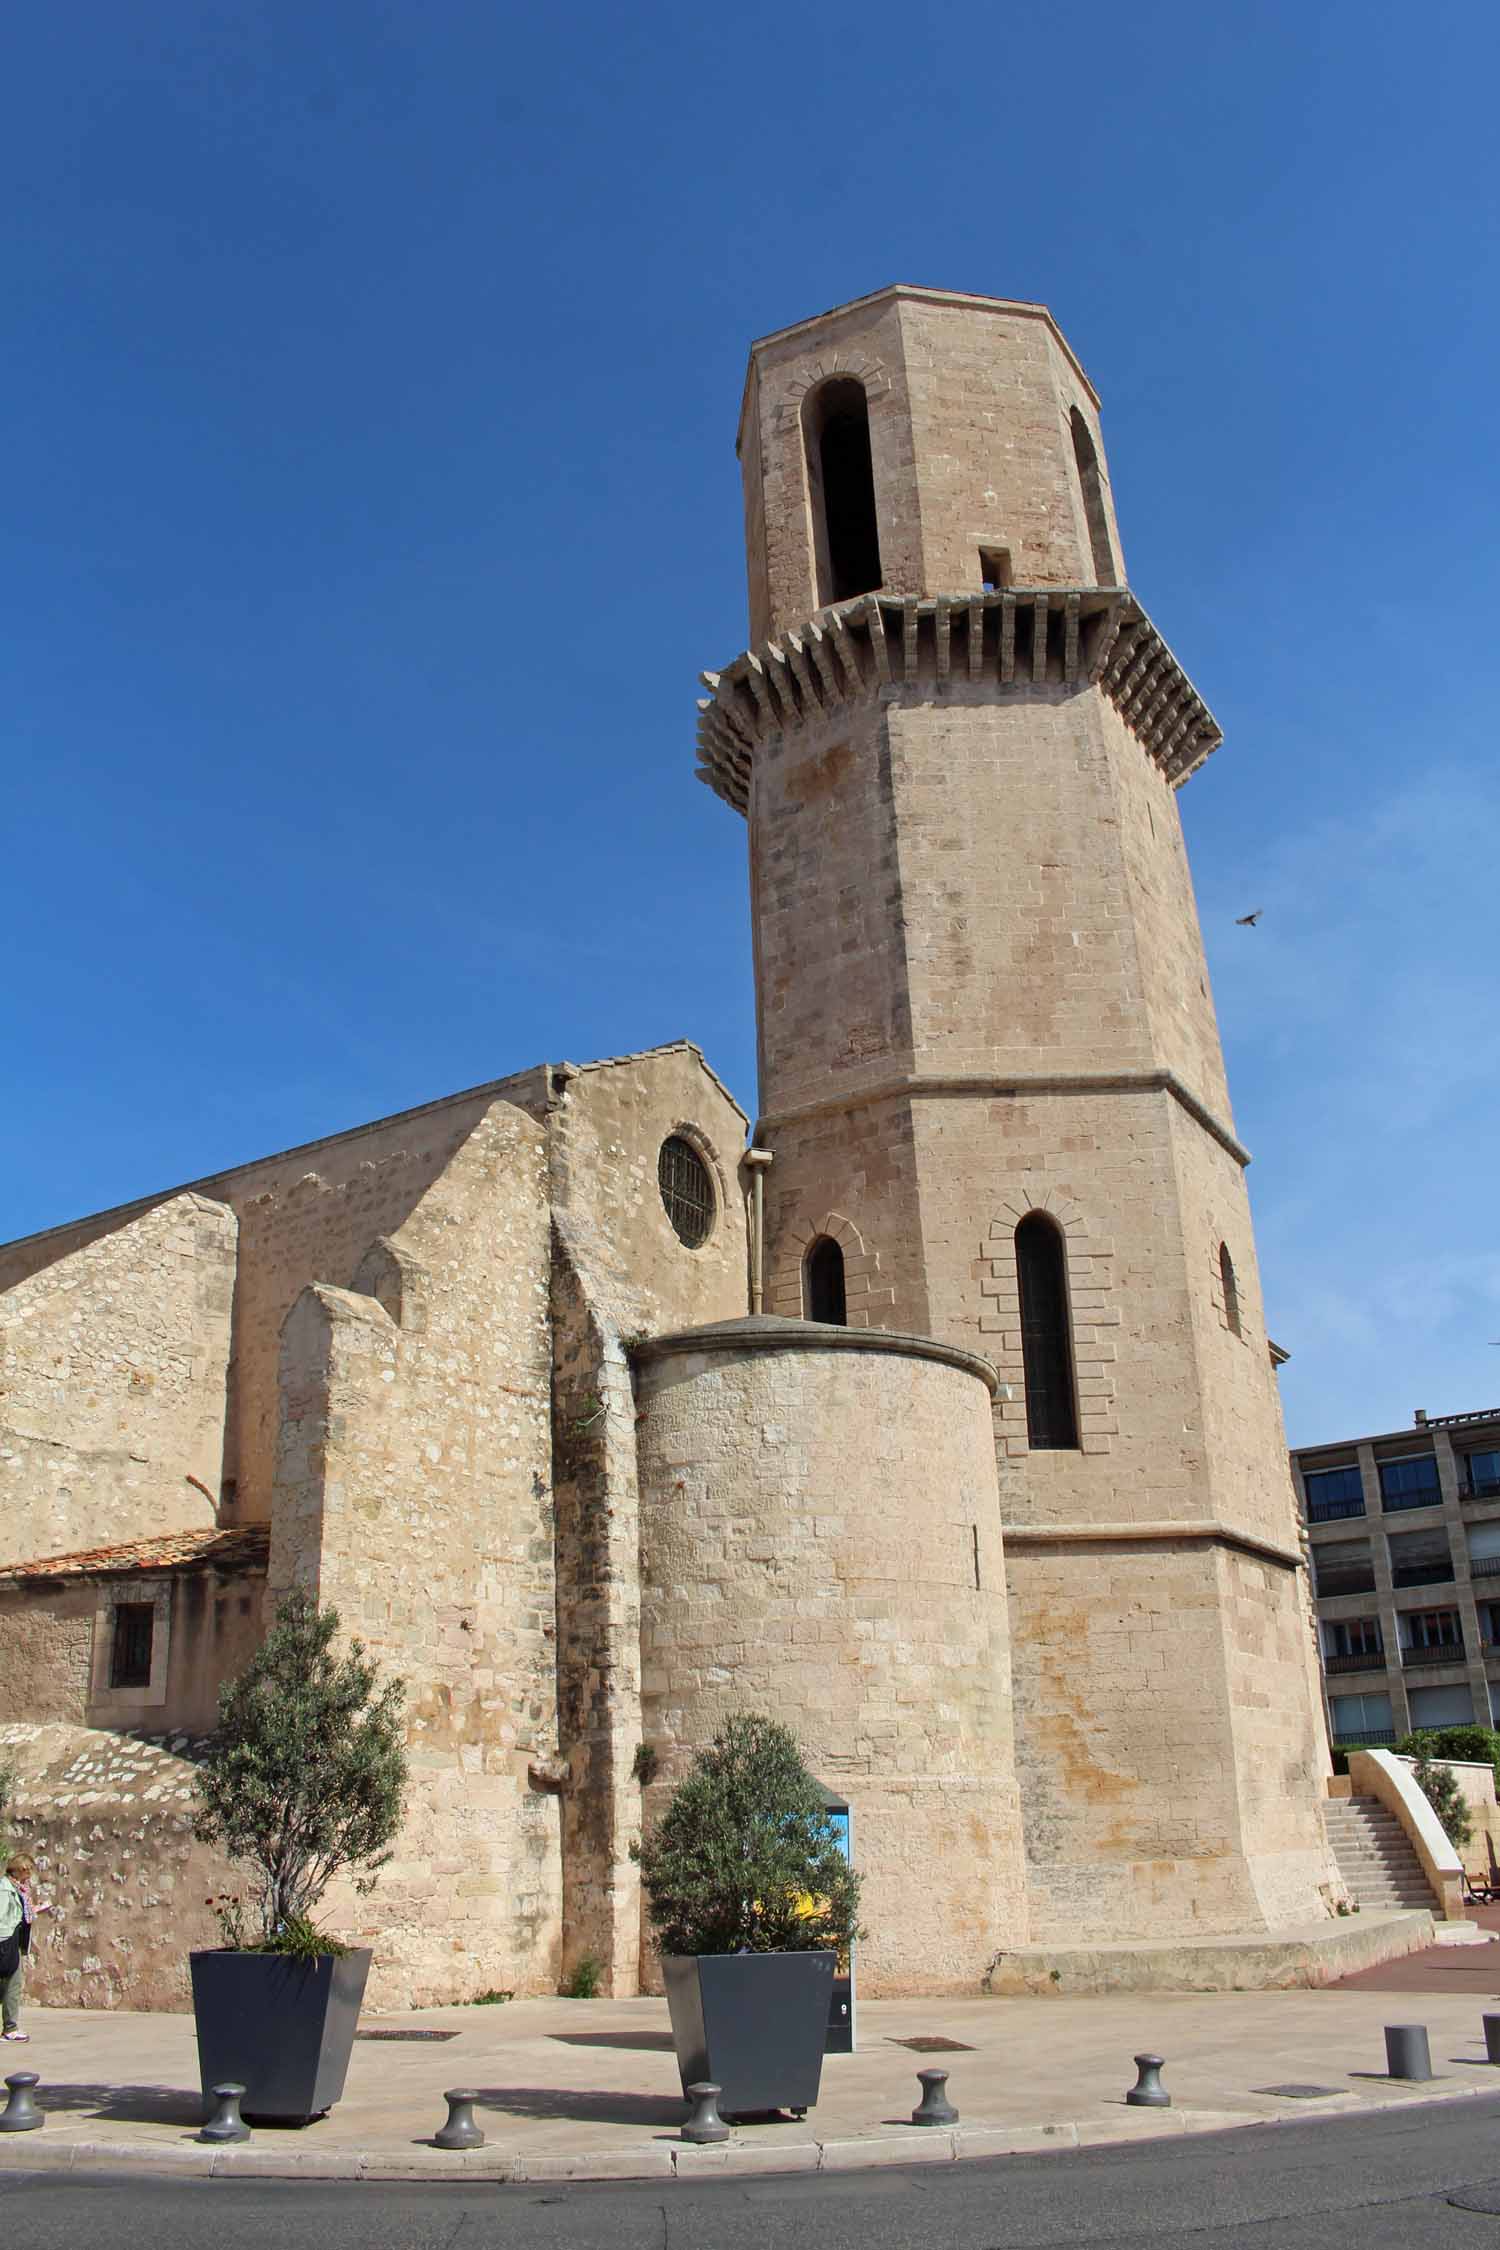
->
[6,1943,1500,2182]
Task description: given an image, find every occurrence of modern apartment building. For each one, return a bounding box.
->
[1293,1407,1500,1750]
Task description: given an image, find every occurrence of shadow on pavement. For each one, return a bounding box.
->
[546,2030,676,2052]
[23,2082,204,2127]
[467,2084,686,2128]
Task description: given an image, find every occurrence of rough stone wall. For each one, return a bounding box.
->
[0,1067,551,1530]
[634,1334,1024,1993]
[268,1100,560,2009]
[0,1586,94,1721]
[545,1049,750,1995]
[1005,1538,1269,1941]
[0,1193,236,1567]
[0,1722,234,2012]
[1215,1545,1342,1926]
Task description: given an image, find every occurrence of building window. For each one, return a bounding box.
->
[1312,1540,1374,1598]
[804,1236,847,1325]
[1401,1607,1462,1653]
[1303,1464,1365,1522]
[1219,1242,1241,1337]
[1407,1682,1476,1727]
[1324,1617,1383,1660]
[1015,1212,1078,1450]
[1328,1689,1394,1744]
[1387,1531,1454,1589]
[978,546,1012,591]
[1478,1601,1500,1650]
[804,377,882,607]
[109,1602,155,1690]
[1069,407,1117,588]
[1464,1449,1500,1500]
[1379,1454,1441,1511]
[657,1136,715,1248]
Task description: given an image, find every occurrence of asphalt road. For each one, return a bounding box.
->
[9,2097,1500,2249]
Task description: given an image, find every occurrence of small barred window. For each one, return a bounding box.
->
[658,1135,715,1247]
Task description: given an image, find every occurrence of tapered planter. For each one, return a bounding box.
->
[662,1952,835,2117]
[189,1949,372,2125]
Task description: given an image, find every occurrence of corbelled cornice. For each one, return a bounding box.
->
[695,588,1221,814]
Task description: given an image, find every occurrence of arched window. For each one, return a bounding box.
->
[804,1235,847,1324]
[1220,1241,1242,1338]
[1070,407,1117,589]
[804,377,882,607]
[1015,1213,1078,1449]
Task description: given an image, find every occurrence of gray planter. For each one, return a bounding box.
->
[189,1949,371,2125]
[662,1952,835,2117]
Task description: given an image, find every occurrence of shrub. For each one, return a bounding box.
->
[193,1592,408,1951]
[1411,1753,1474,1852]
[1396,1726,1500,1787]
[634,1714,862,1959]
[564,1954,603,1998]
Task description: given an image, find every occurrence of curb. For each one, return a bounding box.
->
[1,2078,1496,2183]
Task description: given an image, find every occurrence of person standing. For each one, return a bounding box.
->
[1,1856,51,2042]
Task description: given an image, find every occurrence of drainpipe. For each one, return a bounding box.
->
[745,1148,773,1314]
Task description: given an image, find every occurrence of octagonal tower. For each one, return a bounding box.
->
[696,285,1339,1949]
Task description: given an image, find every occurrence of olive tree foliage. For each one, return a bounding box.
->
[634,1714,863,1958]
[194,1593,408,1947]
[1411,1752,1475,1852]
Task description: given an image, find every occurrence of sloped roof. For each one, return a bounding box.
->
[0,1525,269,1586]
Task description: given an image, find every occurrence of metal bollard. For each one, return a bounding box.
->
[911,2068,958,2126]
[1126,2054,1170,2108]
[197,2083,251,2144]
[1484,2014,1500,2067]
[0,2074,43,2133]
[1384,2024,1433,2082]
[681,2082,730,2144]
[434,2090,485,2150]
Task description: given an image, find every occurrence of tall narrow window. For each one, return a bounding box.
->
[110,1601,155,1689]
[804,1235,847,1325]
[1070,407,1117,588]
[804,377,882,606]
[1015,1213,1078,1449]
[1219,1241,1241,1337]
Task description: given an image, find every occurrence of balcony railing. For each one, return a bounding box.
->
[1381,1487,1444,1513]
[1464,1477,1500,1502]
[1471,1555,1500,1578]
[1391,1562,1456,1588]
[1332,1729,1398,1747]
[1402,1641,1465,1667]
[1324,1650,1386,1674]
[1308,1497,1366,1523]
[1315,1568,1377,1598]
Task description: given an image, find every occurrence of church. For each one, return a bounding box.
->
[0,286,1354,2010]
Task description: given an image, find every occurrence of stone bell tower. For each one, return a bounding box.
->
[695,286,1339,1948]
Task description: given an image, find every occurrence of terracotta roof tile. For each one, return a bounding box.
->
[0,1525,269,1585]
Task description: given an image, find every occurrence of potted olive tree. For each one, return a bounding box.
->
[190,1592,407,2125]
[635,1715,862,2120]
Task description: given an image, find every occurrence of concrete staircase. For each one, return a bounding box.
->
[1323,1794,1437,1913]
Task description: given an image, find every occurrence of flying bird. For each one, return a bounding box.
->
[1236,910,1262,927]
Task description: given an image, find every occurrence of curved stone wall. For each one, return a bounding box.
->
[632,1317,1025,1992]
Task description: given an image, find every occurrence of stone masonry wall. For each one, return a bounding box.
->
[546,1048,750,1994]
[0,1066,551,1529]
[1,1721,234,2012]
[0,1193,236,1567]
[740,288,1119,644]
[634,1332,1024,1993]
[268,1100,560,2009]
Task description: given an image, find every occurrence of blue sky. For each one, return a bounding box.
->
[3,1,1496,1446]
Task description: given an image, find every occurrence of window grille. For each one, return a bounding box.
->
[657,1136,715,1248]
[110,1601,155,1690]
